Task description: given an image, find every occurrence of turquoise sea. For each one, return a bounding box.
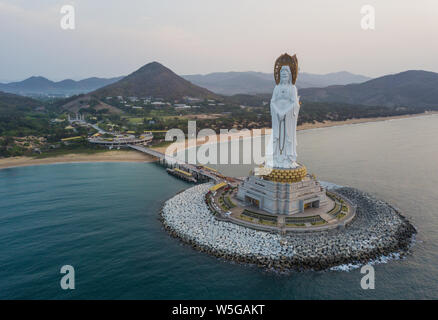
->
[1,114,438,299]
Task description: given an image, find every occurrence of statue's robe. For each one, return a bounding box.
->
[265,83,300,169]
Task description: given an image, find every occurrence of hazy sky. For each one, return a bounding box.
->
[1,0,437,81]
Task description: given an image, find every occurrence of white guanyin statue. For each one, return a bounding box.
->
[265,54,300,169]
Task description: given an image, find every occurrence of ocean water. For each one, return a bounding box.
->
[1,114,438,299]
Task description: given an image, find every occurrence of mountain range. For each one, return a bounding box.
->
[0,76,123,96]
[299,70,438,108]
[182,71,371,95]
[2,61,438,112]
[1,68,370,97]
[60,64,438,112]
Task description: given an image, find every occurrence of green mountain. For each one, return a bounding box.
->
[0,91,47,138]
[299,70,438,108]
[92,62,219,100]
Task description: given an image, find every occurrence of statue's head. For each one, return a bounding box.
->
[280,66,291,84]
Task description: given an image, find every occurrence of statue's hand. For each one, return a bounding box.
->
[277,108,288,119]
[290,85,298,102]
[274,99,292,117]
[293,101,300,117]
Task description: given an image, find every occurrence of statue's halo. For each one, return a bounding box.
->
[274,53,298,85]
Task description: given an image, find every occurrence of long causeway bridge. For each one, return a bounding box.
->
[127,144,219,183]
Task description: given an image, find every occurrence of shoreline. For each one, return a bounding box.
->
[1,111,437,170]
[0,150,155,170]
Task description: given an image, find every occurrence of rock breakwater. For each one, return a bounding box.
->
[161,183,416,271]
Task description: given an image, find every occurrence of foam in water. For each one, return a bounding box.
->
[330,252,403,272]
[329,233,419,273]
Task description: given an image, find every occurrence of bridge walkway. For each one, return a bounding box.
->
[127,144,219,183]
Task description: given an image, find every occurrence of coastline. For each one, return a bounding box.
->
[152,111,438,154]
[1,111,437,170]
[0,150,155,170]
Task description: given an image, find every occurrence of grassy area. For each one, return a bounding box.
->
[337,213,346,220]
[311,220,327,226]
[286,223,305,227]
[259,219,277,226]
[225,196,236,208]
[239,215,254,222]
[126,117,144,124]
[218,198,229,211]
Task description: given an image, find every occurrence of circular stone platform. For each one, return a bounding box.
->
[209,184,355,233]
[161,183,416,271]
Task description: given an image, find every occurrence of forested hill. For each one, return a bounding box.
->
[0,91,50,138]
[0,91,41,110]
[92,62,219,100]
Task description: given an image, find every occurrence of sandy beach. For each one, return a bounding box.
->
[1,111,436,170]
[152,111,438,154]
[0,150,155,170]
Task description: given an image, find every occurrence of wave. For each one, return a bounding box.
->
[329,252,403,272]
[330,234,417,272]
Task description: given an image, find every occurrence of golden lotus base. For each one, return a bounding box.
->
[256,165,307,183]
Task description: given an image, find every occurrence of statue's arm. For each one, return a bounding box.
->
[292,85,300,117]
[291,85,298,102]
[270,86,278,105]
[270,88,280,140]
[272,114,279,140]
[270,86,280,116]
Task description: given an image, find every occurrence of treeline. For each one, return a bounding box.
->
[0,109,50,137]
[0,92,77,149]
[0,92,45,136]
[0,91,40,109]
